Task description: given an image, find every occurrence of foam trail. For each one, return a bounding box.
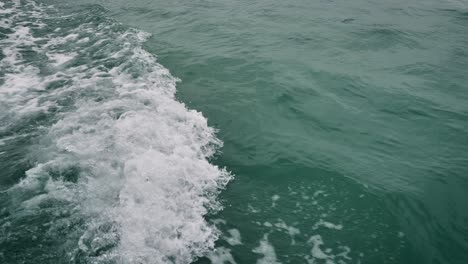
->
[0,1,231,263]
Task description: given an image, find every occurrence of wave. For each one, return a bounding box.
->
[0,1,231,263]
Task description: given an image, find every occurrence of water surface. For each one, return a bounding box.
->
[1,0,468,263]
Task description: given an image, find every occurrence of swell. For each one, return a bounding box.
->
[0,1,231,263]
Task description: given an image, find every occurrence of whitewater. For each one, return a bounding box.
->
[0,1,231,263]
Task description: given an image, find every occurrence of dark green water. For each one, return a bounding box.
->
[1,0,467,263]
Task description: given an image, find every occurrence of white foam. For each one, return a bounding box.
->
[271,194,280,207]
[336,246,352,260]
[2,1,232,263]
[313,219,343,230]
[0,3,54,124]
[225,229,242,246]
[248,203,260,213]
[307,235,334,263]
[273,219,300,245]
[313,190,325,197]
[47,52,77,66]
[306,235,352,264]
[212,218,227,226]
[253,234,281,264]
[206,247,237,264]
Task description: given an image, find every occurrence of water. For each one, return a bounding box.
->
[1,0,467,263]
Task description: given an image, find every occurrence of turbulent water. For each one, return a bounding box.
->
[0,1,231,263]
[1,0,468,263]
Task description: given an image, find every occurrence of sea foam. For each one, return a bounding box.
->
[0,1,231,263]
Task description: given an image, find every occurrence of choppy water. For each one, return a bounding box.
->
[1,0,468,263]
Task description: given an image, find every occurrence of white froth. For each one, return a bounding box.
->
[313,190,325,197]
[225,229,242,246]
[212,218,228,226]
[313,219,343,230]
[273,219,300,245]
[253,234,281,264]
[306,235,352,264]
[271,194,280,207]
[308,235,334,263]
[248,203,260,213]
[47,52,77,66]
[206,247,237,264]
[1,1,232,263]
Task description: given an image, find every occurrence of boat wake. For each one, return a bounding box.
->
[0,1,231,263]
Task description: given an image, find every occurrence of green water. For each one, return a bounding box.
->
[1,0,468,263]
